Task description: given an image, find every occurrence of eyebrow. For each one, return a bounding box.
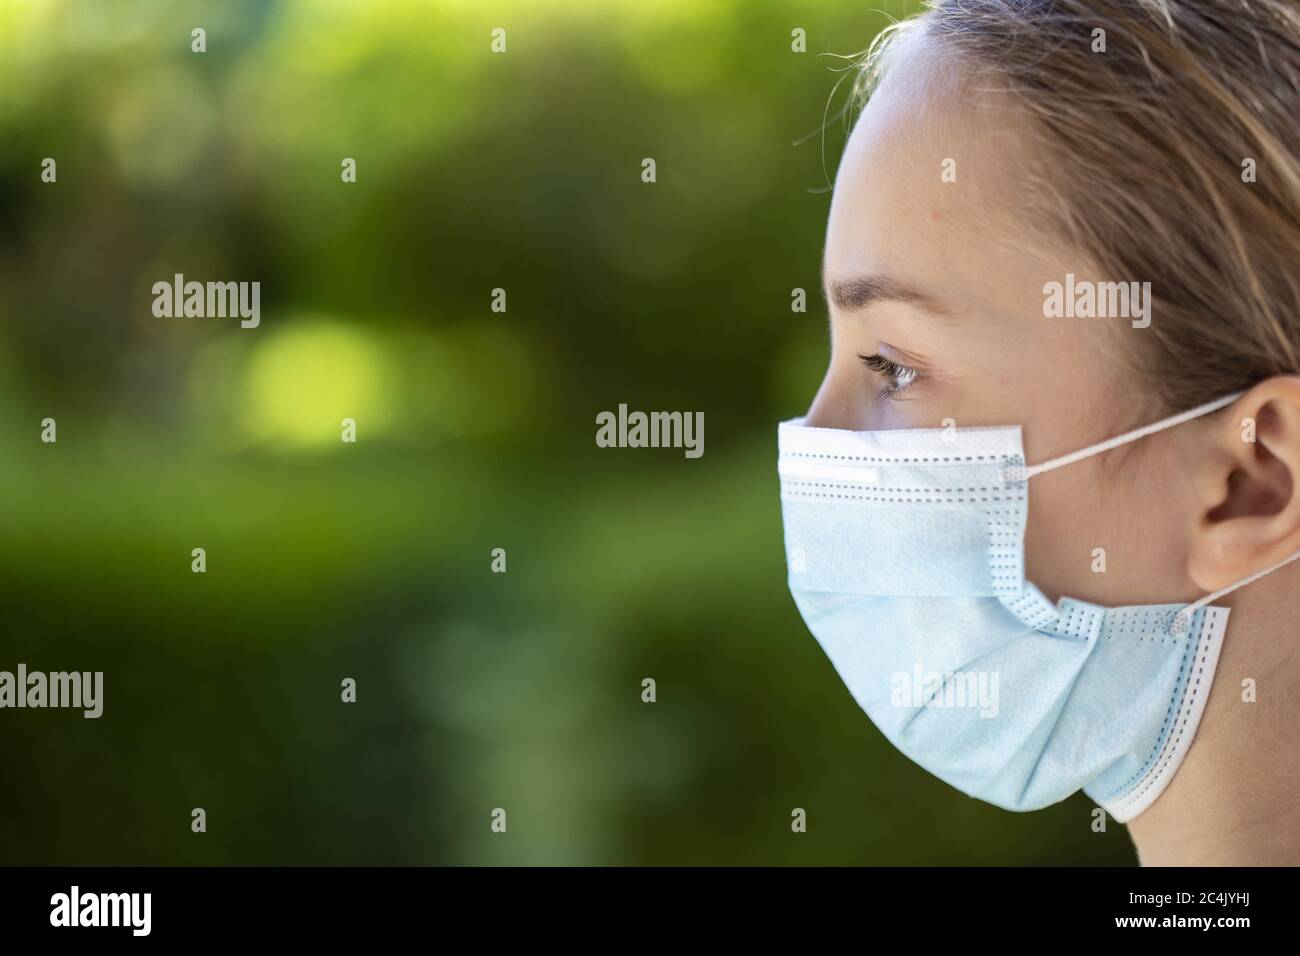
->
[823,270,950,315]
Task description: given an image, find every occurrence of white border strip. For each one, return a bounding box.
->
[778,418,1023,462]
[1100,605,1229,822]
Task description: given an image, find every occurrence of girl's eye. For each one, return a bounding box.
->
[858,352,920,398]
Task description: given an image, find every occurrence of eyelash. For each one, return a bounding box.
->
[857,352,920,399]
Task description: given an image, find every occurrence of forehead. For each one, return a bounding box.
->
[823,31,1055,314]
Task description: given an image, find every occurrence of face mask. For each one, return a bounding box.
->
[778,391,1295,821]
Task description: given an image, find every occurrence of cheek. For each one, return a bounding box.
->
[1022,470,1092,605]
[1023,462,1188,605]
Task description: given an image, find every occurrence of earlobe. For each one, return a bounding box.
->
[1189,377,1300,592]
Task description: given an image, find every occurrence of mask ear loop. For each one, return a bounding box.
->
[1000,392,1243,483]
[1169,549,1300,634]
[997,391,1253,635]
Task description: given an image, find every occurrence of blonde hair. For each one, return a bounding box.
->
[861,0,1300,412]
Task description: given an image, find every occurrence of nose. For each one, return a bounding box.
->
[804,368,868,430]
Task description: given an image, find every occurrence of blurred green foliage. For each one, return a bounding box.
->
[0,0,1136,864]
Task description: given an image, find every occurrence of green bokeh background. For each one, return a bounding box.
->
[0,0,1135,864]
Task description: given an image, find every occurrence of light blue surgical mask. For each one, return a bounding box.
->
[778,391,1294,820]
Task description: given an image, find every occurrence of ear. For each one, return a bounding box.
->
[1188,376,1300,592]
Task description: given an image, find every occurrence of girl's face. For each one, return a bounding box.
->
[808,34,1205,608]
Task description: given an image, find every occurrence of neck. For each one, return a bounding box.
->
[1126,584,1300,865]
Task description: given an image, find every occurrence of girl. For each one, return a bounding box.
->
[781,0,1300,864]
